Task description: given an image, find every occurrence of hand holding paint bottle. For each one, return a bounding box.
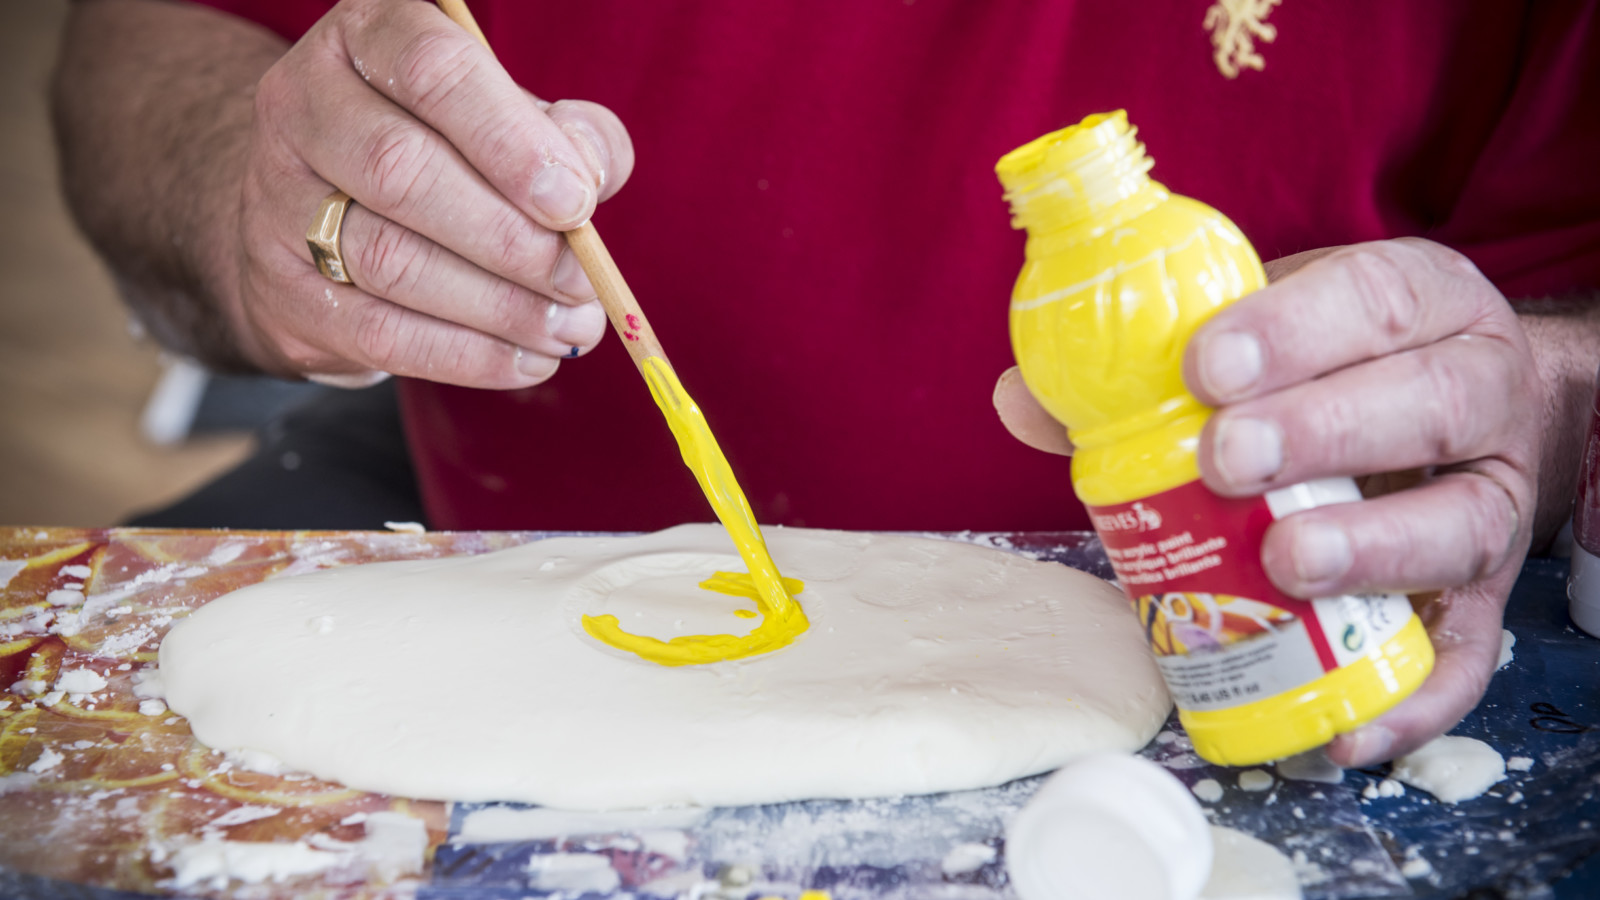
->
[995,111,1434,766]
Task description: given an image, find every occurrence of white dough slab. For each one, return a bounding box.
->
[161,525,1170,810]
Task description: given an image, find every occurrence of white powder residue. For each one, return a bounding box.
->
[55,669,107,694]
[459,806,707,843]
[384,522,427,534]
[1238,769,1274,792]
[61,564,92,579]
[1400,849,1434,879]
[940,842,997,875]
[132,668,166,699]
[0,559,26,590]
[167,837,340,891]
[525,853,620,894]
[1507,791,1524,804]
[1192,779,1224,803]
[637,829,690,862]
[1497,630,1515,670]
[1362,779,1404,800]
[98,625,157,658]
[206,543,248,567]
[1390,735,1505,804]
[1506,756,1534,772]
[207,806,282,829]
[224,748,289,776]
[139,699,168,717]
[27,748,64,773]
[46,589,85,607]
[349,811,427,880]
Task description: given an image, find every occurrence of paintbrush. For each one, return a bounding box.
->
[429,1,801,653]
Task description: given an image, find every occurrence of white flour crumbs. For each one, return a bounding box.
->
[168,838,339,890]
[1238,769,1274,792]
[1506,756,1535,772]
[166,811,427,890]
[46,589,85,607]
[206,806,282,829]
[384,522,427,534]
[222,748,290,777]
[27,748,64,773]
[1274,749,1344,785]
[132,668,166,699]
[525,854,621,894]
[139,699,168,716]
[1390,736,1505,804]
[62,564,92,579]
[1400,851,1434,880]
[1497,630,1515,670]
[1362,779,1404,800]
[0,559,27,590]
[940,842,997,875]
[1507,791,1524,804]
[54,669,107,694]
[455,807,708,844]
[206,543,248,567]
[1193,779,1224,803]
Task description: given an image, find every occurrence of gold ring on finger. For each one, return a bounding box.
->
[306,189,357,285]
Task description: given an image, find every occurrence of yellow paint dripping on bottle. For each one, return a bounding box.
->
[581,356,808,666]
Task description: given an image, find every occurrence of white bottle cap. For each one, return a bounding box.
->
[1568,542,1600,638]
[1007,754,1213,900]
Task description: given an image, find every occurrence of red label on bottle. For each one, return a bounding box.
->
[1089,479,1352,712]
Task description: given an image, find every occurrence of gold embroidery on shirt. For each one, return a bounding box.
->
[1203,0,1282,78]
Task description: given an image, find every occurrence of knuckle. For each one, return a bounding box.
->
[352,302,407,371]
[480,205,547,278]
[478,280,534,340]
[1412,352,1479,460]
[354,217,428,299]
[361,121,440,215]
[395,29,481,119]
[1339,245,1425,345]
[1458,474,1520,577]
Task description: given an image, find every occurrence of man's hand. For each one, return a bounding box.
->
[57,0,633,388]
[997,238,1553,767]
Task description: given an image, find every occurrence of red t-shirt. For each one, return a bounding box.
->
[191,0,1600,532]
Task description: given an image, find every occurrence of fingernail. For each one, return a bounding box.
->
[1340,724,1395,767]
[546,299,606,346]
[1200,331,1263,398]
[1213,416,1284,485]
[551,247,595,300]
[529,163,593,226]
[515,347,555,380]
[1292,520,1353,584]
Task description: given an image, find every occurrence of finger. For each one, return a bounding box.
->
[252,270,565,389]
[994,366,1074,456]
[1184,239,1508,405]
[337,202,607,358]
[1258,469,1527,599]
[1325,585,1506,767]
[338,1,632,226]
[546,99,634,202]
[263,54,599,307]
[1199,333,1529,495]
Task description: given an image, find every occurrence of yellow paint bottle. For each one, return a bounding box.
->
[995,111,1433,766]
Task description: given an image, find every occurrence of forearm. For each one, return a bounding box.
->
[1518,293,1600,549]
[52,0,286,371]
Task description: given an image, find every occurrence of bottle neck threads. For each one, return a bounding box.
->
[996,110,1158,236]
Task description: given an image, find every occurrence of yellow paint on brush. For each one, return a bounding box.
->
[581,357,808,666]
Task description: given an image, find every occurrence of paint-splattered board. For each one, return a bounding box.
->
[0,526,1595,900]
